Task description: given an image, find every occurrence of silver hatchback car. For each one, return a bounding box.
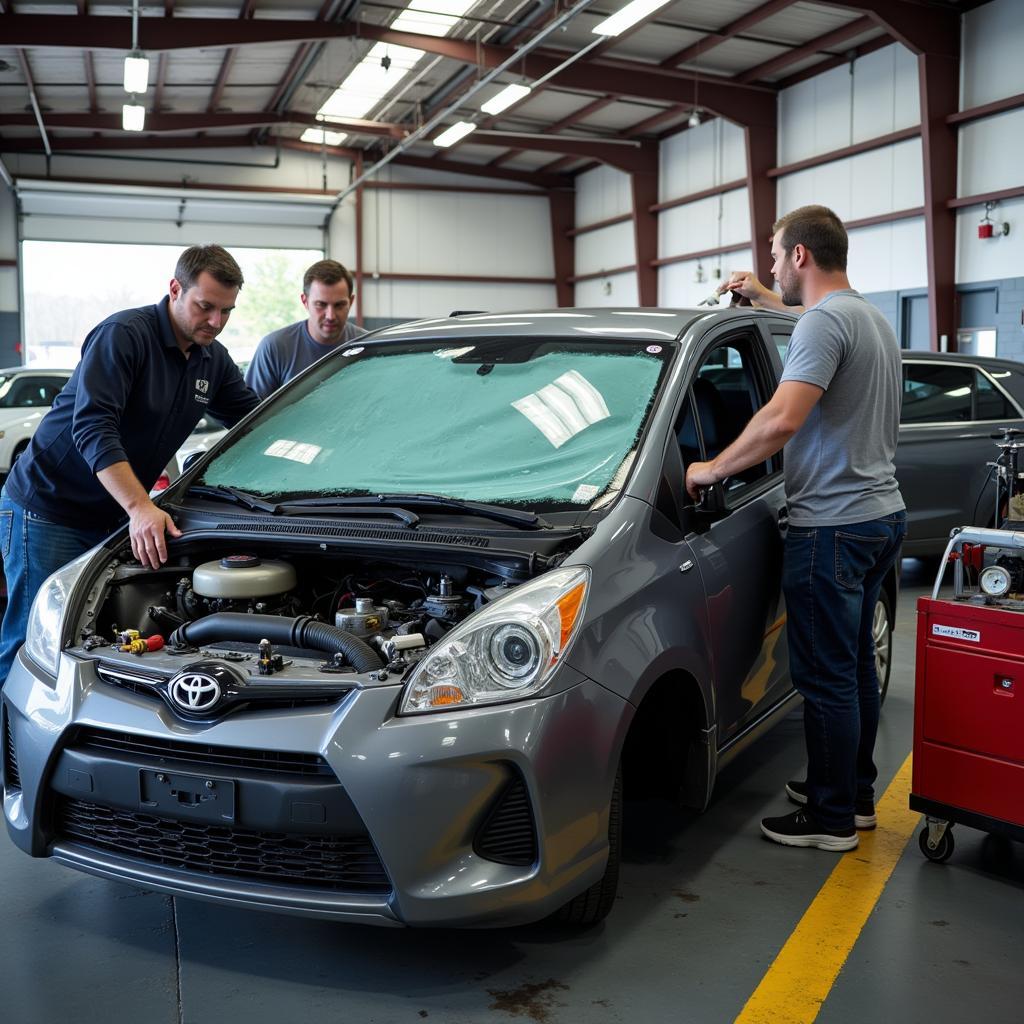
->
[2,308,899,927]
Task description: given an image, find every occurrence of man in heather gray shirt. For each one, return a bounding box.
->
[686,205,906,853]
[245,259,367,400]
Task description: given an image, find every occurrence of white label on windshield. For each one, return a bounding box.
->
[932,624,981,643]
[341,347,364,357]
[646,345,662,354]
[572,484,600,503]
[512,371,611,448]
[264,439,323,465]
[434,347,475,359]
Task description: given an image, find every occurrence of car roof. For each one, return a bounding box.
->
[0,366,73,375]
[900,350,1024,371]
[369,306,797,345]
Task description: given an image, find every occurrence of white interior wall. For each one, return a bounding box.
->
[359,279,556,321]
[776,44,927,292]
[956,0,1024,285]
[659,118,747,201]
[961,0,1024,108]
[658,248,754,308]
[576,271,639,307]
[778,44,919,166]
[573,165,636,307]
[658,187,751,262]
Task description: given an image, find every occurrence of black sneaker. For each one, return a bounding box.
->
[761,809,858,851]
[785,779,877,830]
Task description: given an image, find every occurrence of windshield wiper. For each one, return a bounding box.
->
[185,486,420,527]
[277,493,545,530]
[186,484,279,514]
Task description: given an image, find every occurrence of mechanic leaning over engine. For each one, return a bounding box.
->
[0,244,260,688]
[686,204,906,853]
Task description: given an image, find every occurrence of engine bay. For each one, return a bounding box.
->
[71,541,538,687]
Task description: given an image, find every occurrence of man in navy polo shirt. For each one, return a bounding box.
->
[0,244,259,686]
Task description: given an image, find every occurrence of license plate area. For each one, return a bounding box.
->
[139,769,236,823]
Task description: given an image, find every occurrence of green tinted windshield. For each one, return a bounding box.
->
[200,339,672,509]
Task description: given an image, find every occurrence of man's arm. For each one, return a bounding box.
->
[684,381,823,499]
[207,358,260,428]
[96,461,182,569]
[717,271,804,314]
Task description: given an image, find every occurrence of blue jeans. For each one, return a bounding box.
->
[783,511,907,831]
[0,490,110,687]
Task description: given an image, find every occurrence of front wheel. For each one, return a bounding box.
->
[550,765,621,926]
[873,588,894,705]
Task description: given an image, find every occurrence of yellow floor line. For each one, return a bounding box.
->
[734,753,919,1024]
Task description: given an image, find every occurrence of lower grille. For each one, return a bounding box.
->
[3,706,20,790]
[474,775,537,866]
[71,727,333,777]
[57,798,391,893]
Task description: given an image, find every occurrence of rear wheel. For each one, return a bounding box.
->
[874,588,894,705]
[551,765,621,926]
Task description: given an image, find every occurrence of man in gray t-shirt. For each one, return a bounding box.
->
[685,205,906,854]
[245,259,368,400]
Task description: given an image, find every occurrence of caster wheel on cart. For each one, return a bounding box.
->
[919,825,955,863]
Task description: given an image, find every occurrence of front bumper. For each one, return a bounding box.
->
[3,648,629,927]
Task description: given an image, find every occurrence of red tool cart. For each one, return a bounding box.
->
[912,526,1024,862]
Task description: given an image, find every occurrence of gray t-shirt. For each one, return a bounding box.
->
[780,289,905,527]
[245,319,368,400]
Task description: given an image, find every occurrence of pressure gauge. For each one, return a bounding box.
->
[979,564,1012,598]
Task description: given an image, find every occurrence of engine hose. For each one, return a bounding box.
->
[169,613,384,671]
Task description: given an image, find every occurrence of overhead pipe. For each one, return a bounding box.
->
[323,0,598,225]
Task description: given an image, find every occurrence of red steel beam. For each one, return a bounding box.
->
[767,126,921,178]
[919,46,961,350]
[632,157,660,305]
[775,34,893,90]
[660,0,796,69]
[813,0,958,58]
[389,153,570,190]
[548,190,575,307]
[737,16,877,84]
[948,186,1024,210]
[2,110,407,139]
[948,92,1024,127]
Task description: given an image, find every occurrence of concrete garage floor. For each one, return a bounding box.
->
[1,560,1022,1024]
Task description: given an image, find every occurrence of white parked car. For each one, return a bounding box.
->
[0,368,72,473]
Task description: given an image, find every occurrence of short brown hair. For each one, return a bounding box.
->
[772,205,848,272]
[174,245,244,291]
[303,259,354,296]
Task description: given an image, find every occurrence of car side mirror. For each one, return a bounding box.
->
[181,450,205,474]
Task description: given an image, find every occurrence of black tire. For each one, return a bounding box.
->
[550,765,622,926]
[919,825,955,863]
[873,588,894,706]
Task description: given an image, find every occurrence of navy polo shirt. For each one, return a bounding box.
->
[6,297,259,531]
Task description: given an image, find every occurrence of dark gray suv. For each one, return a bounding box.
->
[2,308,898,927]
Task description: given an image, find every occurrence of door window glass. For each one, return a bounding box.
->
[902,363,1018,423]
[675,338,774,496]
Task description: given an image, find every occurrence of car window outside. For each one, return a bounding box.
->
[200,339,674,511]
[675,338,773,496]
[0,375,64,408]
[902,363,1017,424]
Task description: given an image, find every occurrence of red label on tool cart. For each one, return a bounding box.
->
[932,624,981,642]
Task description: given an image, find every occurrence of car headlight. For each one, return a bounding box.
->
[399,566,590,714]
[24,548,96,678]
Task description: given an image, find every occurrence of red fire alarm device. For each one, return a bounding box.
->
[978,221,994,239]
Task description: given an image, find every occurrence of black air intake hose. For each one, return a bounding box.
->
[169,613,384,672]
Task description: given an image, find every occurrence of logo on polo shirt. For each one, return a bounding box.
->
[195,379,209,394]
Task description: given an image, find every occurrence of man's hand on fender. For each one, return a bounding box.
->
[129,501,182,568]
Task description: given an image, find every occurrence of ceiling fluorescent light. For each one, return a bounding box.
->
[433,121,477,147]
[592,0,673,37]
[123,53,150,94]
[481,83,532,115]
[301,127,348,146]
[122,102,145,132]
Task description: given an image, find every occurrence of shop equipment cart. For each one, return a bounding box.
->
[912,525,1024,862]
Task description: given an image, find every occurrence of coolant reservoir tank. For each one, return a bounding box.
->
[192,556,297,599]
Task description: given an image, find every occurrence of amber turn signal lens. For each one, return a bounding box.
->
[556,582,586,650]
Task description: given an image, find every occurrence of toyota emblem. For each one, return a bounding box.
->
[169,672,222,714]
